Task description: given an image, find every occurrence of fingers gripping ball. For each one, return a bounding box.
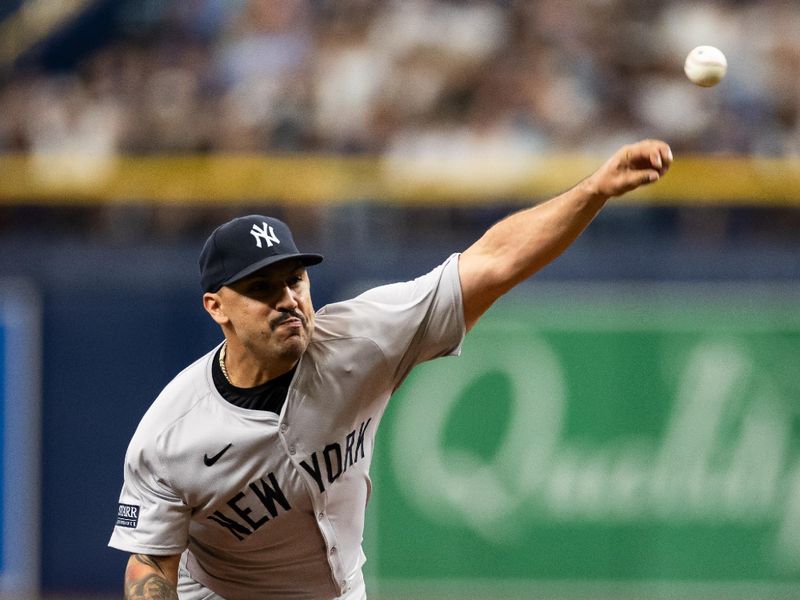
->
[684,45,727,87]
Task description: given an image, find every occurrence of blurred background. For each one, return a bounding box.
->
[0,0,798,598]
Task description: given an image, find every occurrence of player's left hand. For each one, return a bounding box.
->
[583,139,672,199]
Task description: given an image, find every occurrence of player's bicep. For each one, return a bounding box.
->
[124,553,180,599]
[458,247,511,331]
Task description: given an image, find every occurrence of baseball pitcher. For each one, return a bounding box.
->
[110,140,672,599]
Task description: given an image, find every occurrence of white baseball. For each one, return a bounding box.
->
[684,45,727,87]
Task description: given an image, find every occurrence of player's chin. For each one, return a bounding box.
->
[278,333,310,360]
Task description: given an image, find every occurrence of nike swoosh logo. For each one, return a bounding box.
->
[204,443,232,466]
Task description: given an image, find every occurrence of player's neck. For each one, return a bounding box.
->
[220,340,298,387]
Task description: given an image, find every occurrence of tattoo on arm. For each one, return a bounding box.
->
[125,575,178,600]
[133,554,168,575]
[124,554,178,600]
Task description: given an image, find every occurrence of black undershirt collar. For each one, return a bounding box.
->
[212,346,295,414]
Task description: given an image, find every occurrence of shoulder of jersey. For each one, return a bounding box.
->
[313,297,378,342]
[134,352,213,436]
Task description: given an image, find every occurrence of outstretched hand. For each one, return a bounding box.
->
[584,139,673,199]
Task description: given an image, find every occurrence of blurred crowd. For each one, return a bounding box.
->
[0,0,798,242]
[3,0,799,157]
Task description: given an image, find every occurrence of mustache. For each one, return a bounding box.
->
[270,310,306,330]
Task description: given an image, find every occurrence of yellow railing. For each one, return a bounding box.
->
[0,154,798,205]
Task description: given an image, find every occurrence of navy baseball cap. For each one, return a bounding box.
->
[199,215,323,293]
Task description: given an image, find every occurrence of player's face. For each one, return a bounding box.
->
[221,260,315,367]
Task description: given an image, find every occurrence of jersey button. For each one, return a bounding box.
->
[318,512,325,521]
[330,546,337,555]
[288,446,296,455]
[279,423,288,433]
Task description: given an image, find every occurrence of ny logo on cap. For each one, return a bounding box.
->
[250,222,281,248]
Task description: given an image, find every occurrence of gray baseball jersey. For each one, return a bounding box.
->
[109,254,465,600]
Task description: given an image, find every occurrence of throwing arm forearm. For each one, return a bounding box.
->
[458,139,672,330]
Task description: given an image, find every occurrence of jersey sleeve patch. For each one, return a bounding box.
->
[116,503,141,528]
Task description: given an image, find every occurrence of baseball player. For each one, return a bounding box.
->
[110,139,672,600]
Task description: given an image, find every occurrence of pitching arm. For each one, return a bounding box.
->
[124,553,180,600]
[458,139,672,331]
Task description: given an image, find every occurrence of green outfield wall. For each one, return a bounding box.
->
[367,284,800,598]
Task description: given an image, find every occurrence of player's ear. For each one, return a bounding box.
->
[203,291,230,325]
